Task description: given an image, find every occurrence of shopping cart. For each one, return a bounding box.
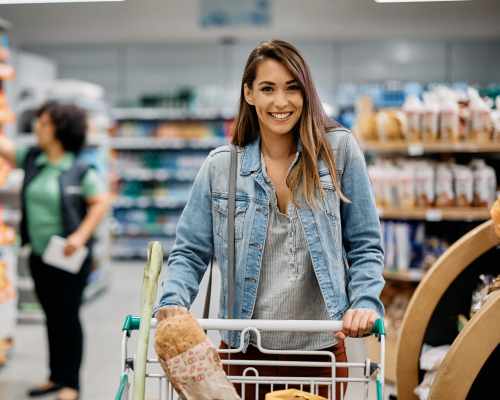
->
[114,242,385,400]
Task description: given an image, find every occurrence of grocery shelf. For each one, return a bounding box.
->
[16,133,109,148]
[383,269,425,282]
[117,168,197,182]
[111,223,177,237]
[360,140,500,155]
[110,136,227,150]
[377,207,491,222]
[113,196,187,209]
[112,107,231,121]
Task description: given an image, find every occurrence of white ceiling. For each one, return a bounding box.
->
[1,0,500,45]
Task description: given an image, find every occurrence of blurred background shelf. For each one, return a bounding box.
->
[377,207,491,222]
[360,140,500,155]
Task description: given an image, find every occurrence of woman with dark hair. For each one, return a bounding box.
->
[154,40,384,398]
[0,101,109,400]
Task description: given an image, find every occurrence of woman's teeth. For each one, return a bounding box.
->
[270,112,292,120]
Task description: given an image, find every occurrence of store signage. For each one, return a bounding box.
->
[200,0,271,28]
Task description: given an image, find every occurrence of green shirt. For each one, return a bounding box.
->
[16,148,105,256]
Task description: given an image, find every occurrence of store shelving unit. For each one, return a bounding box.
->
[362,135,500,388]
[110,107,231,260]
[0,18,16,366]
[396,220,500,400]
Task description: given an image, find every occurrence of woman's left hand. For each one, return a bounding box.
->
[335,308,378,340]
[64,232,86,257]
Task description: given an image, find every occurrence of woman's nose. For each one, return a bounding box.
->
[273,91,288,108]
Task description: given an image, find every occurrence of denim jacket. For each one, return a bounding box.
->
[156,128,385,348]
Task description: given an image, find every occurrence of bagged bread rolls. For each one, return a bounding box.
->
[491,196,500,238]
[154,306,240,400]
[265,389,327,400]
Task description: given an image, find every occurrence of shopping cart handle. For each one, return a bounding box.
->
[122,315,141,332]
[372,318,385,336]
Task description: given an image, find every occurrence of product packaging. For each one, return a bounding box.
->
[415,162,435,207]
[376,109,406,142]
[155,307,240,400]
[422,93,440,142]
[471,159,497,207]
[435,164,455,207]
[439,99,460,142]
[453,165,474,207]
[468,88,493,142]
[402,95,423,142]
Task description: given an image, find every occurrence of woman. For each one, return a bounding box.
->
[0,101,109,400]
[155,40,384,398]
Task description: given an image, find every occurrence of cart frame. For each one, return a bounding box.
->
[115,316,385,400]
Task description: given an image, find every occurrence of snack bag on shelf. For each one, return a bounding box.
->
[367,164,385,207]
[265,389,327,400]
[415,162,435,207]
[469,88,493,143]
[439,98,460,142]
[376,109,406,142]
[453,165,474,207]
[396,163,416,208]
[154,306,240,400]
[422,93,440,142]
[471,160,497,207]
[435,164,455,207]
[354,96,378,141]
[402,95,423,142]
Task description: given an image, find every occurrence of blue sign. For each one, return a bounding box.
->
[200,0,271,28]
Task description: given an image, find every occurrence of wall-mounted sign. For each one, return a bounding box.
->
[200,0,271,28]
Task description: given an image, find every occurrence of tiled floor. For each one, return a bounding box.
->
[0,262,387,400]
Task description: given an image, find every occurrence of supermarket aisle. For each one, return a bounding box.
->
[0,261,144,400]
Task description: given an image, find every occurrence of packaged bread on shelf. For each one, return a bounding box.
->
[453,165,474,207]
[435,163,455,207]
[354,96,378,142]
[154,306,240,400]
[415,161,435,207]
[265,389,327,400]
[376,109,406,142]
[439,98,460,143]
[422,93,440,142]
[471,160,497,207]
[469,88,493,143]
[402,95,423,142]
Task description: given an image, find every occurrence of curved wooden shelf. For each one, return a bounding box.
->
[396,220,500,400]
[428,291,500,399]
[378,207,491,222]
[360,140,500,155]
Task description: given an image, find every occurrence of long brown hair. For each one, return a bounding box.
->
[232,39,348,205]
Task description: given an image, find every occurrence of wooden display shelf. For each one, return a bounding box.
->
[383,269,425,282]
[377,207,491,221]
[360,140,500,155]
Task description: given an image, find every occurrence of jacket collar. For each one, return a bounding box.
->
[240,133,302,176]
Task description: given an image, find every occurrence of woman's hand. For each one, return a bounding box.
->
[64,232,87,257]
[335,308,378,340]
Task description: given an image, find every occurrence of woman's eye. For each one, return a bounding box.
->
[288,85,300,91]
[261,86,273,93]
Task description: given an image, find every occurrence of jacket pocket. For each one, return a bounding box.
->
[212,194,249,242]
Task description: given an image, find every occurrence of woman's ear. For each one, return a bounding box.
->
[243,83,254,106]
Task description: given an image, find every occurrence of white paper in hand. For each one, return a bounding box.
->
[42,236,88,274]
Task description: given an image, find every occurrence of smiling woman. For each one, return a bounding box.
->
[154,39,385,399]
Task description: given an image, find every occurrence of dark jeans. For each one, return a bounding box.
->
[29,253,90,390]
[220,340,349,399]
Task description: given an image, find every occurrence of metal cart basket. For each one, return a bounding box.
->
[115,315,385,400]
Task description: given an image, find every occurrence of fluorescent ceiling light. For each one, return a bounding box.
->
[375,0,469,2]
[0,0,124,4]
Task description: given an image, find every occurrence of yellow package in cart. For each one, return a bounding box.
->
[265,389,327,400]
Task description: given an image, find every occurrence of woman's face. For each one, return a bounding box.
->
[244,59,303,139]
[34,112,56,150]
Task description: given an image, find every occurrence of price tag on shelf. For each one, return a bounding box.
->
[425,209,443,221]
[408,143,424,156]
